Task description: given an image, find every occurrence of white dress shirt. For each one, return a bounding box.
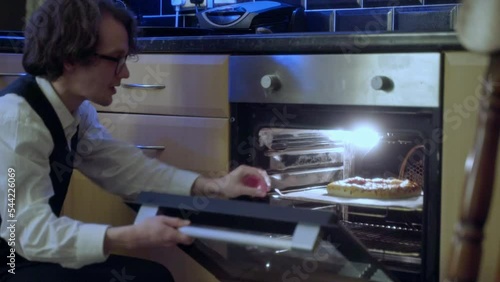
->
[0,77,200,269]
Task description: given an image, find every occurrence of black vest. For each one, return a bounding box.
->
[0,75,79,267]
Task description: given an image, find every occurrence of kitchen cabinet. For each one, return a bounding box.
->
[92,54,229,118]
[97,113,229,176]
[441,51,500,282]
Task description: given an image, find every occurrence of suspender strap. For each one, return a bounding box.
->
[0,75,79,267]
[0,74,78,216]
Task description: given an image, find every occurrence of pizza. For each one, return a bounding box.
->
[326,177,421,199]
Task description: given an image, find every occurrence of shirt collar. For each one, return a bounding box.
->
[35,76,80,131]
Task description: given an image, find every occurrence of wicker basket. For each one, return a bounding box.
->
[398,145,425,189]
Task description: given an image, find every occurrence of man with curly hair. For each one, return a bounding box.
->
[0,0,270,281]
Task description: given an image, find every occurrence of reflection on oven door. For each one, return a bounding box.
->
[132,193,399,282]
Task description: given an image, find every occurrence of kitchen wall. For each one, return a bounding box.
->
[131,0,460,32]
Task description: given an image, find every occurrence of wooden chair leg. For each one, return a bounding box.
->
[497,247,500,282]
[445,54,500,282]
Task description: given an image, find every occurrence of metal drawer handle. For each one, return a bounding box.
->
[122,83,166,89]
[0,72,26,76]
[136,145,166,151]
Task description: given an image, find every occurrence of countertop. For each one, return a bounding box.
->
[0,31,463,54]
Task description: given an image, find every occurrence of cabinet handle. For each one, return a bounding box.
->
[122,83,166,89]
[136,145,166,151]
[0,72,26,76]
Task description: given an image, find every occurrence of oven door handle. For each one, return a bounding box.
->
[134,204,321,252]
[179,223,320,252]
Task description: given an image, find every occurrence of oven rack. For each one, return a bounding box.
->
[341,221,422,266]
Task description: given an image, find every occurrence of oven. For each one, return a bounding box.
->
[228,53,442,282]
[133,53,442,282]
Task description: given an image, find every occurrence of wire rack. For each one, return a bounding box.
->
[342,221,422,257]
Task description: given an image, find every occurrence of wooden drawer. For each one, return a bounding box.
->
[98,113,230,177]
[94,55,229,118]
[0,53,25,89]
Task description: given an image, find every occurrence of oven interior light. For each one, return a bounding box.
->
[324,128,381,149]
[324,130,350,142]
[351,127,381,149]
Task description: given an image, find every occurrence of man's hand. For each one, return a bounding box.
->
[191,165,271,198]
[103,216,194,255]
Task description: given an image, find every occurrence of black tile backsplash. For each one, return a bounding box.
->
[161,0,176,15]
[308,0,361,10]
[129,0,460,33]
[364,0,422,8]
[268,0,304,8]
[394,5,456,32]
[0,0,25,31]
[335,8,391,32]
[131,0,161,16]
[305,11,333,32]
[424,0,458,4]
[140,16,177,27]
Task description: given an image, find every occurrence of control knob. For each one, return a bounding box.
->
[260,74,281,91]
[371,76,394,92]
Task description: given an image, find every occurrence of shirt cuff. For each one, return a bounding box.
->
[74,223,110,268]
[167,168,200,196]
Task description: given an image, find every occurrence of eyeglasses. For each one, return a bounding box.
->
[94,53,127,75]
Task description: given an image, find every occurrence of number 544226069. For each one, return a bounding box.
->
[7,168,16,216]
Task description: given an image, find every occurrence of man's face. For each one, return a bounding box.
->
[71,13,130,106]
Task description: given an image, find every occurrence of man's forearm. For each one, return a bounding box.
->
[190,166,270,199]
[190,176,224,198]
[103,225,137,255]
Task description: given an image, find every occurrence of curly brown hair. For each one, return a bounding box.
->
[23,0,138,81]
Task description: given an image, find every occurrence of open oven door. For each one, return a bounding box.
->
[131,192,400,282]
